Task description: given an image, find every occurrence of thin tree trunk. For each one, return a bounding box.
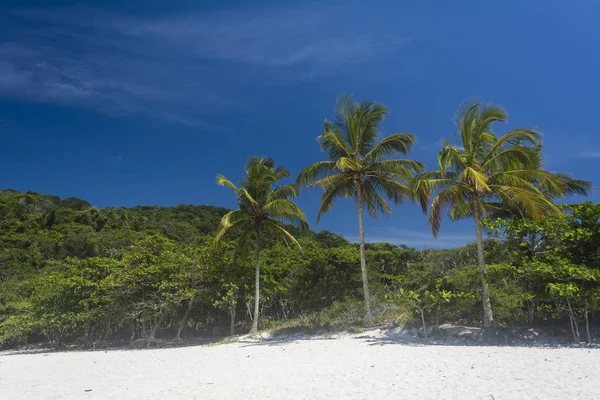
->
[585,308,591,344]
[250,233,261,334]
[230,303,236,336]
[420,308,428,339]
[129,321,136,343]
[101,325,110,347]
[528,300,535,326]
[83,323,91,347]
[473,205,495,329]
[148,308,168,348]
[246,300,253,321]
[142,319,147,340]
[175,297,194,341]
[566,298,580,342]
[356,184,374,327]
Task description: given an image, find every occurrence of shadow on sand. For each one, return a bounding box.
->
[239,325,600,349]
[0,336,227,356]
[4,325,598,356]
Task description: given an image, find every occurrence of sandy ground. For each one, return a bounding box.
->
[1,330,598,400]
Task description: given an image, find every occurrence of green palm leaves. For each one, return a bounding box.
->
[215,157,308,332]
[297,95,425,221]
[415,101,591,237]
[298,94,425,326]
[215,158,308,250]
[413,101,592,328]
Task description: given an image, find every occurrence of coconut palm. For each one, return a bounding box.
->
[297,94,425,326]
[215,157,308,333]
[412,101,592,329]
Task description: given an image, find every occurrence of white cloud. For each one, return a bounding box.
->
[0,6,414,124]
[117,8,412,68]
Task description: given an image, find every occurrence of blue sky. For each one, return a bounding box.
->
[1,0,599,248]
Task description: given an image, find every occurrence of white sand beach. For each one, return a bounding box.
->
[1,330,598,400]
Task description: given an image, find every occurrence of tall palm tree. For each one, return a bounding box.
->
[412,101,592,329]
[297,95,425,326]
[215,157,308,333]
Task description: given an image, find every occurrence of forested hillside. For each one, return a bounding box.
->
[0,189,598,348]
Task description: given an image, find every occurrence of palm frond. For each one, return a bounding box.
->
[355,102,389,154]
[410,171,456,213]
[461,167,490,193]
[238,187,259,207]
[319,122,352,159]
[263,220,302,250]
[316,175,354,223]
[296,161,336,186]
[263,199,309,230]
[364,133,416,161]
[269,184,299,201]
[452,102,480,153]
[535,172,592,198]
[449,200,472,221]
[483,145,541,171]
[476,103,508,133]
[366,159,425,179]
[214,210,251,245]
[366,175,412,205]
[430,185,469,237]
[490,184,562,221]
[362,181,392,218]
[438,145,466,172]
[216,175,238,191]
[335,157,361,172]
[309,173,348,190]
[216,156,304,251]
[490,128,542,152]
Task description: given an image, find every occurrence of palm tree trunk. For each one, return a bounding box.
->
[250,233,261,334]
[473,205,495,329]
[356,184,374,327]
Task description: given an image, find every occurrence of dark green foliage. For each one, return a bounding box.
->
[484,201,600,340]
[0,188,598,347]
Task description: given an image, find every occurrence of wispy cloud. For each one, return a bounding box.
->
[346,228,474,249]
[0,6,414,124]
[119,9,412,68]
[581,151,600,159]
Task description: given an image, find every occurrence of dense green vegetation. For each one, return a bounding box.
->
[0,97,597,349]
[0,189,598,348]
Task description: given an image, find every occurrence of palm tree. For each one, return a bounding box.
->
[412,101,592,329]
[297,95,425,326]
[215,157,308,333]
